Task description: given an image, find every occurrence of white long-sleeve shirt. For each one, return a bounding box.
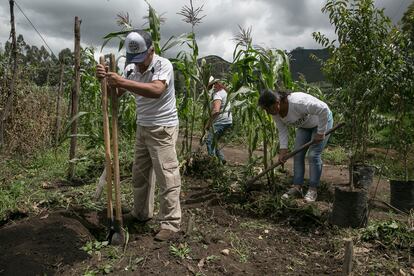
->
[273,92,331,149]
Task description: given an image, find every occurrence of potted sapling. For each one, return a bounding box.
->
[314,0,392,227]
[387,24,414,212]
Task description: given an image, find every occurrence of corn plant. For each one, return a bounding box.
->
[102,2,188,57]
[173,0,210,159]
[100,1,192,140]
[231,26,293,189]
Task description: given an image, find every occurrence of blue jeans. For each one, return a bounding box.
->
[293,114,333,188]
[206,123,232,161]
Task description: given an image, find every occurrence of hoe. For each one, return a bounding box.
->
[246,122,345,188]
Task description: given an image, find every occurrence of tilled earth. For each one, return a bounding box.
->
[0,176,411,275]
[0,144,411,275]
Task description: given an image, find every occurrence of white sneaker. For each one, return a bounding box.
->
[281,186,303,200]
[304,189,318,202]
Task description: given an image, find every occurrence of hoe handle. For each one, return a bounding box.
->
[246,122,345,187]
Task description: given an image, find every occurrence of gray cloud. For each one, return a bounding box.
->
[0,0,411,61]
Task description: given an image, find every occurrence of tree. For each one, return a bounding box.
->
[382,2,414,181]
[313,0,393,186]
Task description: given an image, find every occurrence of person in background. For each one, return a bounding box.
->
[204,76,233,164]
[96,30,181,241]
[258,88,333,202]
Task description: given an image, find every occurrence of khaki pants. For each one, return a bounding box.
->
[132,125,181,232]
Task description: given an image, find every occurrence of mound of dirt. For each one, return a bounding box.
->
[0,211,92,275]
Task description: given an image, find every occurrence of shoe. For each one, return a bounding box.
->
[154,229,176,242]
[123,212,151,226]
[304,189,318,203]
[281,186,303,200]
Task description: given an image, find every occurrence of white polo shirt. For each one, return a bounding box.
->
[123,54,179,127]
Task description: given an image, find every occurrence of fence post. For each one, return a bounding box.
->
[342,238,353,275]
[54,62,64,145]
[68,16,81,180]
[0,0,18,150]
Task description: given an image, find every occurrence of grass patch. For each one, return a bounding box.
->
[322,146,347,165]
[0,141,137,222]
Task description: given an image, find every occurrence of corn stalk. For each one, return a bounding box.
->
[231,26,294,188]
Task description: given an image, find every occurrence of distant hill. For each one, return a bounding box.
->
[198,55,232,80]
[289,48,329,83]
[179,48,329,89]
[174,55,231,95]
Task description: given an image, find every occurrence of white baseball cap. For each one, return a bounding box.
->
[125,30,153,64]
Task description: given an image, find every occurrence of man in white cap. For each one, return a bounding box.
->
[96,30,181,241]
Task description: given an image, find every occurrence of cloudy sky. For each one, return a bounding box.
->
[0,0,411,62]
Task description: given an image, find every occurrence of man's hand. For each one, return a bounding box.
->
[96,64,107,80]
[313,133,325,143]
[106,72,124,88]
[278,149,289,163]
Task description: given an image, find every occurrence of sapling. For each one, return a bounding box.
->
[313,0,392,189]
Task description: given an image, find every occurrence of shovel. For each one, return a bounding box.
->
[245,122,345,188]
[109,54,124,245]
[99,55,124,245]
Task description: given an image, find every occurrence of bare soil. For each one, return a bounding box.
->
[0,212,91,275]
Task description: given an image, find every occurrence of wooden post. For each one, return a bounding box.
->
[68,16,81,180]
[54,62,64,145]
[0,0,18,149]
[186,212,194,236]
[342,238,353,275]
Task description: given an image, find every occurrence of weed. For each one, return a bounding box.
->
[169,243,191,259]
[361,220,414,249]
[99,264,113,274]
[83,268,99,276]
[229,232,251,263]
[241,193,284,218]
[184,152,222,179]
[206,255,220,263]
[125,256,144,272]
[81,240,109,255]
[239,220,270,230]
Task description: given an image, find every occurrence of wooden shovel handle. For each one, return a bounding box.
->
[100,56,113,220]
[246,122,345,187]
[109,54,123,225]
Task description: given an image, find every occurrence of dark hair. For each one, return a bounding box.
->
[213,81,228,92]
[258,88,290,108]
